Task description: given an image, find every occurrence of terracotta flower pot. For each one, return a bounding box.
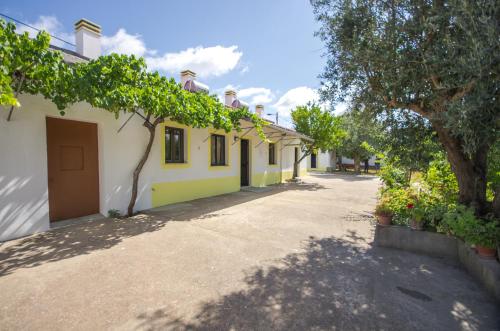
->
[476,245,497,259]
[410,218,423,231]
[377,214,392,226]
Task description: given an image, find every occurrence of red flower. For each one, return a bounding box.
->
[407,203,414,209]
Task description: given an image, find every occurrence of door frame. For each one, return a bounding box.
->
[240,138,251,186]
[46,116,101,222]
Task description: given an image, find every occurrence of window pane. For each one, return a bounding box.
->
[211,135,217,165]
[165,127,184,163]
[221,136,225,164]
[217,137,223,165]
[165,128,171,162]
[173,132,180,161]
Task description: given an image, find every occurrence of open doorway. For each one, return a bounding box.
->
[240,139,250,186]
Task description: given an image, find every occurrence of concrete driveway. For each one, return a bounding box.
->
[0,174,498,330]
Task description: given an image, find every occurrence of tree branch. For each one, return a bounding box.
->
[6,73,26,121]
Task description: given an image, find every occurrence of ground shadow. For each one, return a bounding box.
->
[133,235,499,331]
[0,182,325,276]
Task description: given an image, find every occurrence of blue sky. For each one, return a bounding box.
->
[2,0,337,126]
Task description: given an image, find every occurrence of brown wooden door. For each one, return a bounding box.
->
[46,117,99,221]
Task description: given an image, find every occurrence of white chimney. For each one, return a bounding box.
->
[255,105,264,117]
[180,70,196,87]
[74,19,101,59]
[225,90,237,107]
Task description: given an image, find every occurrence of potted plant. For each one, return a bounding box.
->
[408,203,425,231]
[466,219,498,259]
[375,198,393,226]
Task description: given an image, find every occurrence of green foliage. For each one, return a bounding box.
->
[379,110,442,173]
[423,153,459,203]
[380,188,413,225]
[0,19,67,110]
[312,0,499,155]
[337,109,380,163]
[375,196,393,216]
[312,0,500,213]
[410,203,426,223]
[379,161,409,189]
[487,140,500,201]
[107,209,122,218]
[291,103,345,160]
[444,205,499,248]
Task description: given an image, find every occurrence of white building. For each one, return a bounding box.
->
[0,19,309,241]
[308,150,376,171]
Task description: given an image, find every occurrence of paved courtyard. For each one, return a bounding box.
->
[0,174,498,330]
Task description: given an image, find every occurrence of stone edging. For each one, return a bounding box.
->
[374,225,500,302]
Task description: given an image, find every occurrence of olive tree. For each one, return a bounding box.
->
[312,0,500,216]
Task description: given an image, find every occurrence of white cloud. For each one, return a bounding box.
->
[101,29,150,57]
[101,28,243,77]
[145,45,242,78]
[269,86,331,128]
[16,15,242,78]
[272,86,320,115]
[16,15,74,48]
[238,87,274,105]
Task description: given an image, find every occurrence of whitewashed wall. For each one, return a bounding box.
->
[0,95,303,241]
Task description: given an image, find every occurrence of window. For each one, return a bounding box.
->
[211,134,226,166]
[165,127,184,163]
[269,143,276,165]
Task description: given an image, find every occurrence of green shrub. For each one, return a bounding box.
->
[443,205,499,248]
[108,209,122,218]
[443,205,475,239]
[467,220,499,249]
[423,153,458,204]
[379,162,409,189]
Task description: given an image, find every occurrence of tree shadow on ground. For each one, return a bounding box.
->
[133,235,499,331]
[0,182,325,276]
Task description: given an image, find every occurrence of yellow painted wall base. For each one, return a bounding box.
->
[282,170,294,182]
[152,176,240,207]
[252,170,294,187]
[252,171,280,187]
[299,169,308,177]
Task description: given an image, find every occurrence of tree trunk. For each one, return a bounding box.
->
[433,123,490,215]
[353,154,361,173]
[331,150,337,171]
[127,117,163,216]
[293,151,310,178]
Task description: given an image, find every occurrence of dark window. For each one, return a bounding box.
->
[165,127,184,163]
[269,143,276,165]
[211,134,226,166]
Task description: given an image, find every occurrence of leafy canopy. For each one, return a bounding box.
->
[337,108,381,161]
[312,0,499,155]
[0,19,66,109]
[291,103,345,157]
